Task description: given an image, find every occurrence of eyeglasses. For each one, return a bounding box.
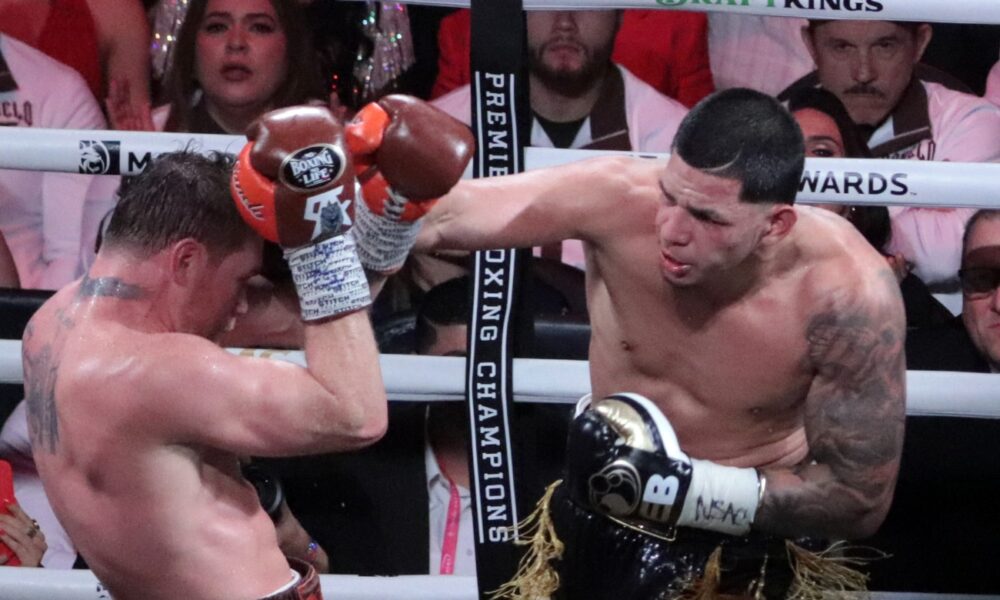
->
[958,267,1000,299]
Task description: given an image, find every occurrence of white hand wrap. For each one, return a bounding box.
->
[677,459,761,536]
[352,188,421,273]
[285,234,371,321]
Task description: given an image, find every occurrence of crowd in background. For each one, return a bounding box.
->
[0,0,997,581]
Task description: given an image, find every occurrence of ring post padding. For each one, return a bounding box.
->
[466,0,529,593]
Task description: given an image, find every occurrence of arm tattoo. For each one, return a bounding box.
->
[23,319,65,453]
[22,275,144,454]
[756,272,906,538]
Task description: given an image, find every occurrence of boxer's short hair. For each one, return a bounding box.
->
[103,151,254,257]
[672,88,805,205]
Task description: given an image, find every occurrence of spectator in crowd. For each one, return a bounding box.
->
[110,0,323,134]
[431,9,713,107]
[107,0,326,346]
[786,86,954,328]
[907,209,1000,372]
[780,20,1000,290]
[421,10,688,296]
[708,14,812,95]
[0,34,115,290]
[0,0,151,125]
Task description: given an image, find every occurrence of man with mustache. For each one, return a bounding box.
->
[780,20,1000,291]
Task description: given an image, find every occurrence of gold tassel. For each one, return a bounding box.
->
[670,546,724,600]
[489,480,566,600]
[785,540,886,600]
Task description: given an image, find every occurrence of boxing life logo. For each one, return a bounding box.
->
[79,140,121,175]
[279,144,346,193]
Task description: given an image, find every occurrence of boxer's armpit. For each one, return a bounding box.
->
[755,270,905,540]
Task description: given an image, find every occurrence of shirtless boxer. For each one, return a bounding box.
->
[416,88,906,597]
[22,99,472,600]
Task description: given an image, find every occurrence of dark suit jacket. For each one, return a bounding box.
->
[260,401,572,576]
[905,315,990,372]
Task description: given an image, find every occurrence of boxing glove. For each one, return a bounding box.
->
[566,393,763,537]
[345,95,474,272]
[230,106,369,321]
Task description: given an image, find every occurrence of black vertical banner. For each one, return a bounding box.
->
[467,0,528,597]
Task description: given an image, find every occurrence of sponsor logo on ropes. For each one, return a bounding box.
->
[799,169,909,196]
[654,0,883,13]
[78,140,121,174]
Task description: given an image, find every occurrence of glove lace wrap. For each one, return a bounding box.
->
[285,234,371,320]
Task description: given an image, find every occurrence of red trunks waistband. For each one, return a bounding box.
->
[260,558,322,600]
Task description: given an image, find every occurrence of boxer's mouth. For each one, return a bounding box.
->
[661,252,691,277]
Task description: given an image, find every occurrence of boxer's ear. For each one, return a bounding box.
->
[764,204,797,243]
[169,238,209,286]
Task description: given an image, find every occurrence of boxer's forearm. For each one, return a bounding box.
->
[754,459,899,539]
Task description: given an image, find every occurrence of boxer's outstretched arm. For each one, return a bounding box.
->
[416,156,658,252]
[754,269,906,540]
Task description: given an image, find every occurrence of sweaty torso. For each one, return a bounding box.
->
[584,171,877,469]
[22,283,290,600]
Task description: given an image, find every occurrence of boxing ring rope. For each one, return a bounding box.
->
[364,0,1000,25]
[0,568,994,600]
[0,340,993,418]
[1,128,999,209]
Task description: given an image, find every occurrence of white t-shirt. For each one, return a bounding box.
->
[708,14,813,96]
[873,80,1000,289]
[0,35,115,289]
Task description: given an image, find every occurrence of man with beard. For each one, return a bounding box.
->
[779,20,1000,291]
[430,10,687,269]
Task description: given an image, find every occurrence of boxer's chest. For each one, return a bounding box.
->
[591,277,813,419]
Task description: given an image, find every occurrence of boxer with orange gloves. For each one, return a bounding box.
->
[22,97,471,600]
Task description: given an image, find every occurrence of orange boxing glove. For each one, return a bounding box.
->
[345,95,474,272]
[231,105,357,248]
[230,106,370,320]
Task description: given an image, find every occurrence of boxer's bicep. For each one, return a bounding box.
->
[141,338,379,457]
[756,271,906,539]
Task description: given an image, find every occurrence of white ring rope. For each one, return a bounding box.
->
[0,128,998,209]
[351,0,1000,25]
[0,567,994,600]
[0,340,993,419]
